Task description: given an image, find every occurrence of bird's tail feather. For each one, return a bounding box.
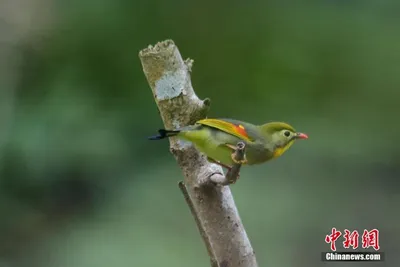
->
[148,129,180,140]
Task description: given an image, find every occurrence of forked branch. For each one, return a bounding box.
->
[139,40,258,267]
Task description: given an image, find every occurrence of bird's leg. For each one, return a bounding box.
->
[225,144,248,165]
[225,142,246,184]
[207,157,232,171]
[231,153,247,165]
[207,142,246,185]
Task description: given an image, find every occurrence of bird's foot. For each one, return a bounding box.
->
[231,153,247,165]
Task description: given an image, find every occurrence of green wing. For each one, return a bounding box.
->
[196,118,255,142]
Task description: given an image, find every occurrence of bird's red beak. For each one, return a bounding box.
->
[296,132,308,139]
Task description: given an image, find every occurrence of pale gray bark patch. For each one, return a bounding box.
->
[155,69,187,100]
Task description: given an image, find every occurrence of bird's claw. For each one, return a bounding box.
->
[231,153,247,165]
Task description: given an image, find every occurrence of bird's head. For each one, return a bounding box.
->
[260,122,308,158]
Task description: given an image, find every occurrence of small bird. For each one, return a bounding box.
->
[149,118,308,169]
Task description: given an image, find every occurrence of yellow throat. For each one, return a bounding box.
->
[273,140,295,158]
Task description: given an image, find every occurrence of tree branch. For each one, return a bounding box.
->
[139,40,258,267]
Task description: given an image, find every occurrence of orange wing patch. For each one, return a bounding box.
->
[235,124,248,138]
[196,119,253,142]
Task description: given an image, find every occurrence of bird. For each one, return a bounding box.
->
[149,118,308,170]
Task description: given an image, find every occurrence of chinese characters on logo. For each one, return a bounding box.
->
[343,229,359,249]
[325,228,380,251]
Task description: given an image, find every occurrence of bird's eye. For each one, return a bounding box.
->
[284,131,291,137]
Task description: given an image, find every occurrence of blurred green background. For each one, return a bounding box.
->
[1,0,399,266]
